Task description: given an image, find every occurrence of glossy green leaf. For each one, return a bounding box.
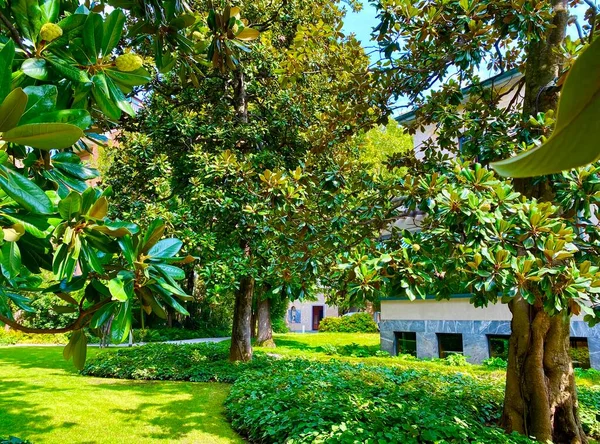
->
[117,235,135,266]
[108,270,135,302]
[101,9,126,56]
[7,292,35,313]
[90,301,117,328]
[11,0,42,41]
[0,40,15,102]
[92,74,121,120]
[140,219,165,254]
[83,13,103,59]
[105,67,152,90]
[2,123,83,150]
[0,88,27,132]
[106,75,135,117]
[0,167,53,214]
[39,0,59,24]
[492,38,600,177]
[2,213,51,238]
[110,299,132,343]
[46,57,90,83]
[1,241,21,279]
[21,85,57,122]
[26,109,92,130]
[58,191,83,220]
[52,152,98,179]
[21,58,50,81]
[147,238,182,259]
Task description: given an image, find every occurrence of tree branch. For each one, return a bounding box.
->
[0,11,32,57]
[0,299,112,334]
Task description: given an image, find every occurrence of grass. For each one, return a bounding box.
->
[0,347,243,444]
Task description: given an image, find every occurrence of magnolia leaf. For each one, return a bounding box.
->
[63,329,87,370]
[21,58,50,80]
[108,270,134,302]
[0,166,54,214]
[236,28,259,41]
[2,123,83,149]
[0,40,15,102]
[0,88,27,132]
[101,9,125,56]
[147,238,182,259]
[492,38,600,177]
[88,196,108,219]
[58,191,83,220]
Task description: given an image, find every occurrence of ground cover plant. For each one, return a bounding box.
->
[82,342,271,383]
[83,333,600,443]
[0,347,242,444]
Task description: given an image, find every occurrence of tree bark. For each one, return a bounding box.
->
[501,296,587,443]
[500,1,586,441]
[256,298,276,348]
[229,275,254,362]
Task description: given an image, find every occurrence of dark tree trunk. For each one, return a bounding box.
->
[256,298,276,348]
[229,275,254,362]
[501,297,586,443]
[500,1,586,441]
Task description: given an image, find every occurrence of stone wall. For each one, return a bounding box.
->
[380,319,600,368]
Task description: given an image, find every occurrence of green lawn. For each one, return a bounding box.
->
[0,347,243,444]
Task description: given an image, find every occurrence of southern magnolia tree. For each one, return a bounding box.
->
[330,0,600,442]
[101,0,396,360]
[0,0,260,368]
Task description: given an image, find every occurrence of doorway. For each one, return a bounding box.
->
[312,306,325,330]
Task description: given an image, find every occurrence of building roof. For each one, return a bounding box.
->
[395,68,522,125]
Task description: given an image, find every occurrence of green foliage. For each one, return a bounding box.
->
[133,327,229,343]
[0,438,32,444]
[444,353,469,367]
[82,342,271,383]
[319,313,378,333]
[271,317,289,334]
[0,328,69,345]
[225,359,535,443]
[482,357,508,370]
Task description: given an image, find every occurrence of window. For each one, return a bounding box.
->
[488,335,510,361]
[438,333,463,358]
[570,337,591,369]
[395,332,417,357]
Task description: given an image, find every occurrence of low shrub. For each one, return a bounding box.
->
[444,353,470,366]
[225,359,535,443]
[271,317,289,333]
[482,357,508,369]
[0,329,69,345]
[319,313,378,333]
[81,342,270,383]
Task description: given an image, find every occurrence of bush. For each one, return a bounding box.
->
[319,313,378,333]
[225,359,535,443]
[271,317,289,333]
[482,357,508,369]
[444,353,469,367]
[0,329,70,345]
[81,342,271,383]
[1,438,32,444]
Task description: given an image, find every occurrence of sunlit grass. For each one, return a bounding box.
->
[0,347,243,444]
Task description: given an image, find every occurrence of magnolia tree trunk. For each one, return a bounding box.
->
[501,297,587,442]
[229,275,254,362]
[256,298,276,348]
[499,1,587,441]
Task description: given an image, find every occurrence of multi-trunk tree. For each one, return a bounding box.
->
[338,0,600,441]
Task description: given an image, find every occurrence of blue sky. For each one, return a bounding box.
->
[341,3,379,51]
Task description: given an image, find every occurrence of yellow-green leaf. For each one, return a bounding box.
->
[0,88,27,132]
[2,122,83,149]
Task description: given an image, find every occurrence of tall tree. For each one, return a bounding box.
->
[102,0,385,361]
[342,0,600,441]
